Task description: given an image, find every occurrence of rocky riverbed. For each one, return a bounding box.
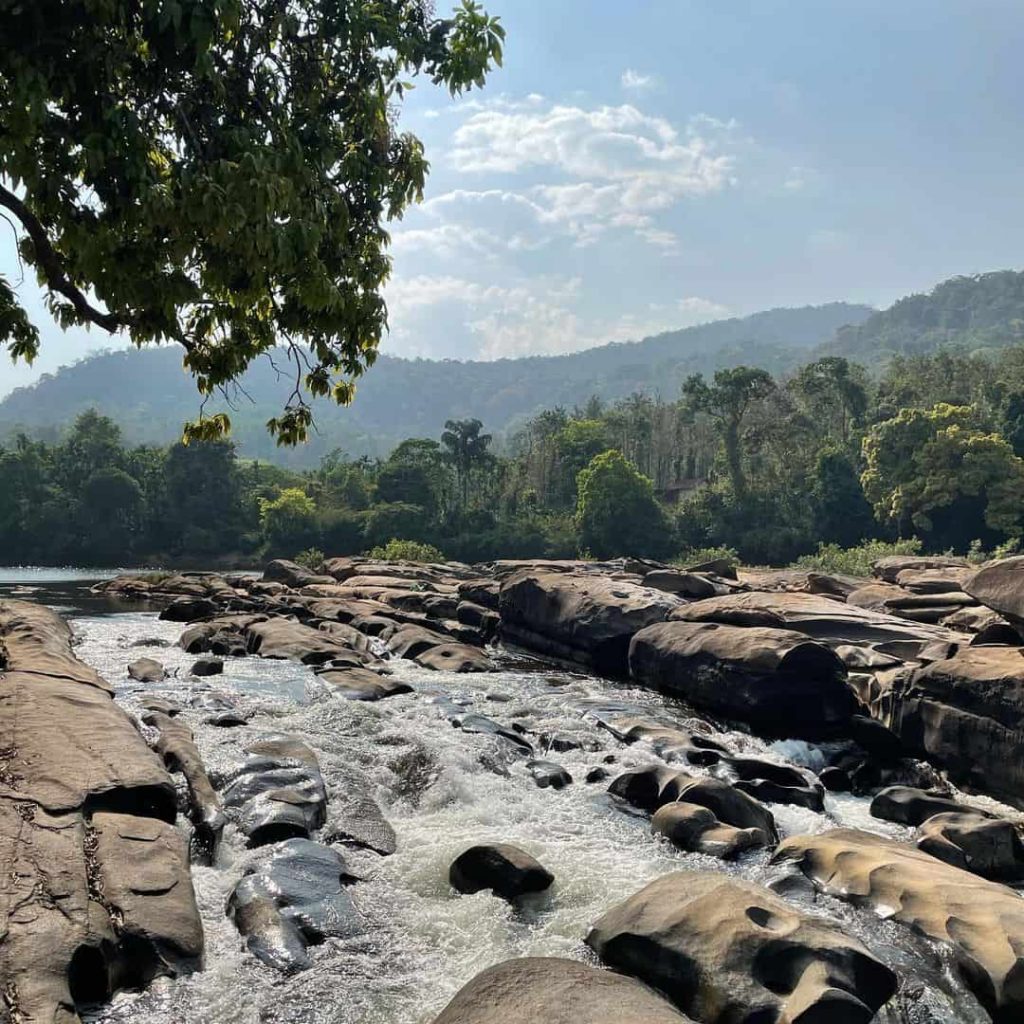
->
[4,552,1024,1023]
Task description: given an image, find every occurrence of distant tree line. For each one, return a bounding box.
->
[7,346,1024,567]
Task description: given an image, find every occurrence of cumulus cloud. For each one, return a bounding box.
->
[621,69,655,90]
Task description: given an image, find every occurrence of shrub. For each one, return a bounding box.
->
[793,538,923,578]
[365,538,444,562]
[294,547,325,571]
[673,545,740,572]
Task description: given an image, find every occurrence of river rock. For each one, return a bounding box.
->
[415,643,496,673]
[672,588,959,648]
[870,785,975,826]
[317,666,413,701]
[143,710,225,859]
[774,827,1024,1022]
[586,870,896,1023]
[652,801,769,858]
[498,570,681,675]
[873,554,969,583]
[159,596,218,622]
[608,766,778,841]
[916,811,1024,880]
[430,957,694,1024]
[449,843,553,900]
[643,569,726,599]
[452,712,534,754]
[604,715,727,766]
[629,620,855,739]
[262,558,333,588]
[387,623,452,659]
[724,756,825,811]
[220,735,327,847]
[227,838,362,973]
[128,656,167,682]
[525,759,572,789]
[0,600,195,1022]
[245,617,361,665]
[92,812,204,974]
[879,646,1024,806]
[191,656,223,676]
[455,600,500,636]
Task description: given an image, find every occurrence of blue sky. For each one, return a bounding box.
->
[3,0,1024,392]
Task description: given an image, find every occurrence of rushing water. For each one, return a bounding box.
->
[1,569,1001,1023]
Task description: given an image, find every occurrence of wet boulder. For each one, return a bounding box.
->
[414,643,496,673]
[220,735,327,847]
[449,843,553,900]
[917,811,1024,880]
[586,870,896,1024]
[227,838,362,973]
[430,956,693,1024]
[143,710,226,859]
[652,801,770,859]
[526,759,572,790]
[128,657,167,683]
[774,827,1024,1023]
[723,756,825,812]
[452,712,534,755]
[317,666,413,701]
[609,767,778,841]
[608,716,727,766]
[324,785,398,856]
[629,620,855,739]
[191,656,223,676]
[870,785,976,826]
[498,570,681,675]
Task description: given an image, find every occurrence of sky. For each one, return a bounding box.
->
[3,0,1024,393]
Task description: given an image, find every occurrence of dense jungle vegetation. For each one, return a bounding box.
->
[7,343,1024,568]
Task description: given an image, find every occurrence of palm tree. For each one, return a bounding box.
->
[441,418,493,509]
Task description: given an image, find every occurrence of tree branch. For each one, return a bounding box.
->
[0,183,124,334]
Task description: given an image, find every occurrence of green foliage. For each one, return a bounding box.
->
[862,403,1024,548]
[294,548,325,571]
[365,538,444,563]
[793,539,923,578]
[673,545,740,571]
[258,487,317,554]
[575,449,674,559]
[0,0,503,443]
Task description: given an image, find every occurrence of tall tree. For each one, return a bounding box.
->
[681,367,777,497]
[441,418,493,510]
[0,0,504,443]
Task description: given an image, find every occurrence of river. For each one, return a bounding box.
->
[0,568,1000,1024]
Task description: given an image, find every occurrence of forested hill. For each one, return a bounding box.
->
[0,302,868,465]
[822,270,1024,360]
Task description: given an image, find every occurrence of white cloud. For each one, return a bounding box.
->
[621,69,655,91]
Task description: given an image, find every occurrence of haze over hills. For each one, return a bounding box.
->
[0,302,871,465]
[3,268,1024,466]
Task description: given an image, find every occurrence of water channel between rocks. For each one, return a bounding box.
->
[10,575,1010,1024]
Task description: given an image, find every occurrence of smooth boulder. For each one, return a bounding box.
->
[774,827,1024,1023]
[652,801,769,859]
[449,844,553,900]
[586,870,896,1023]
[629,620,855,739]
[917,811,1024,880]
[430,957,694,1024]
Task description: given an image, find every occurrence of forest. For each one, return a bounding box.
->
[7,343,1024,569]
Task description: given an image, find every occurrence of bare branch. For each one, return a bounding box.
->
[0,183,123,334]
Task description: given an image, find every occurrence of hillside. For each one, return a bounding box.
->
[0,302,869,465]
[822,270,1024,360]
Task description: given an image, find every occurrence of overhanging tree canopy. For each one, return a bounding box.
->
[0,0,504,443]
